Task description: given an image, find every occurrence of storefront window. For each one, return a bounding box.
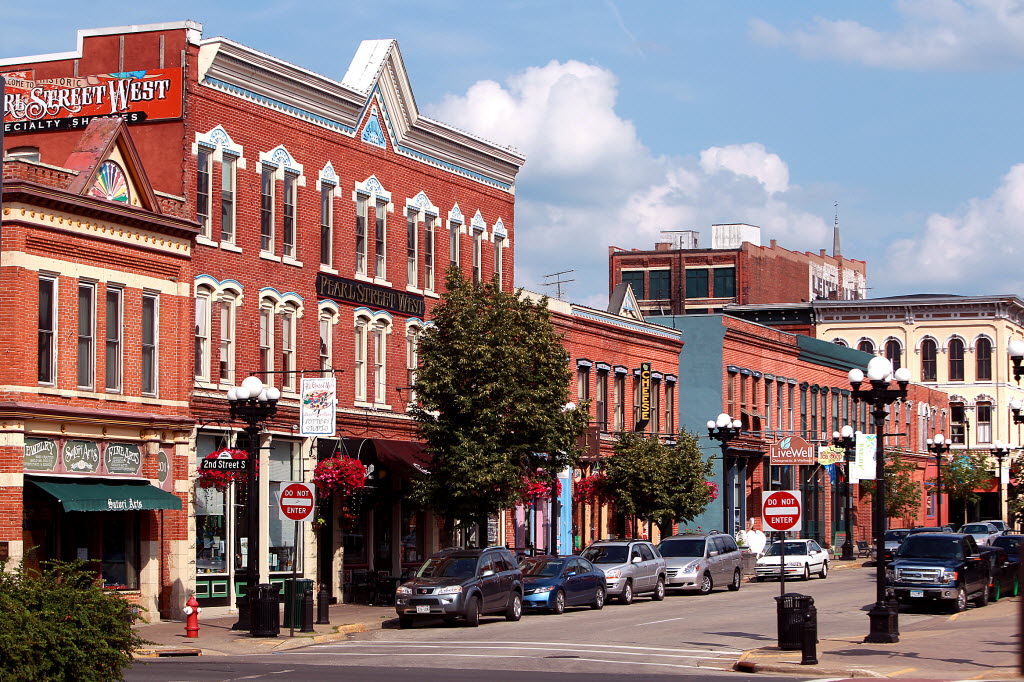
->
[100,514,138,589]
[343,515,368,564]
[196,486,227,575]
[234,478,249,572]
[268,440,301,573]
[401,506,424,564]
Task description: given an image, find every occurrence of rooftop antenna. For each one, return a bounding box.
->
[542,269,575,300]
[833,201,841,258]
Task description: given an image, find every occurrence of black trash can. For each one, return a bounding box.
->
[283,578,314,629]
[251,583,281,638]
[775,593,814,650]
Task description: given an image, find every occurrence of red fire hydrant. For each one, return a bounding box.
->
[183,595,201,638]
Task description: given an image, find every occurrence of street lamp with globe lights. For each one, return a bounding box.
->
[1011,399,1024,425]
[849,356,910,644]
[227,375,280,633]
[707,413,742,534]
[1009,339,1024,384]
[926,434,951,528]
[832,425,858,561]
[992,440,1011,524]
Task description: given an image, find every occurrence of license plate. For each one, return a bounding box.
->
[909,590,924,598]
[416,605,430,614]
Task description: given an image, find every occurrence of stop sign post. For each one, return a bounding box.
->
[762,490,802,596]
[278,482,316,638]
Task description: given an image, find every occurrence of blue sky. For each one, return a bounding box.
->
[6,1,1024,306]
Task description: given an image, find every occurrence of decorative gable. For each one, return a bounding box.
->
[361,110,387,149]
[608,282,643,321]
[64,117,160,213]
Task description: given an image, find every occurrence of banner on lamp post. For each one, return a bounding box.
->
[850,432,877,483]
[299,377,337,436]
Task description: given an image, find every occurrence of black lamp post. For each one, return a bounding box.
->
[1009,339,1024,384]
[926,434,950,528]
[832,425,857,561]
[992,441,1011,524]
[707,413,742,535]
[849,357,910,644]
[227,376,280,633]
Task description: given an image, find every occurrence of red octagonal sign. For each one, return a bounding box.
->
[279,482,316,522]
[761,490,802,532]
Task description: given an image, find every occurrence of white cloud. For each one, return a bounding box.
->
[426,60,830,302]
[884,163,1024,291]
[750,0,1024,70]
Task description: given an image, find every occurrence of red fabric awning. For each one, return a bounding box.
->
[374,439,431,476]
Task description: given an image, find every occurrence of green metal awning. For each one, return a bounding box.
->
[30,478,182,512]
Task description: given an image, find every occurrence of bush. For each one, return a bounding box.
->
[0,559,146,681]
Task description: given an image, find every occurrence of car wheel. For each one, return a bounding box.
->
[819,561,828,579]
[551,589,566,615]
[590,586,605,610]
[754,576,764,583]
[974,582,990,608]
[398,615,414,629]
[698,573,713,595]
[506,592,523,621]
[652,576,666,601]
[465,595,481,627]
[950,586,967,613]
[728,568,742,591]
[802,564,811,581]
[619,580,634,605]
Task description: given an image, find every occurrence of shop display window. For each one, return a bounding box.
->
[401,506,424,564]
[195,486,227,574]
[268,440,302,573]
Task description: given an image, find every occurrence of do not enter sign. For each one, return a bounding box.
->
[279,482,316,522]
[761,490,802,532]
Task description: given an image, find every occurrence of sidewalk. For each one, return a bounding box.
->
[134,602,396,657]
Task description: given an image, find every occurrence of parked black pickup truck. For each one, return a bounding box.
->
[886,533,993,612]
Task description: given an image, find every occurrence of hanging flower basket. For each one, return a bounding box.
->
[705,481,719,501]
[574,473,609,504]
[519,470,561,503]
[196,448,251,490]
[313,455,367,499]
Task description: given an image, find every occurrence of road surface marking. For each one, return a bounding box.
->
[284,651,733,672]
[889,667,917,675]
[335,640,743,654]
[322,643,737,660]
[635,616,688,626]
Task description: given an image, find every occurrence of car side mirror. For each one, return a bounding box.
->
[481,569,495,577]
[708,550,719,557]
[566,570,577,577]
[631,556,642,564]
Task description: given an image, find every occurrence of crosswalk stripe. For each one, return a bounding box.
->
[321,643,737,660]
[324,640,744,655]
[284,651,734,672]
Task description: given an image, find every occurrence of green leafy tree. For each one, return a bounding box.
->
[932,450,994,526]
[600,430,714,536]
[860,452,923,525]
[411,269,589,540]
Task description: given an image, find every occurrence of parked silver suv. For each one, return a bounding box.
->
[658,533,743,594]
[580,539,667,605]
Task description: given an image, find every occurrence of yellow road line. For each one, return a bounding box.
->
[889,667,917,676]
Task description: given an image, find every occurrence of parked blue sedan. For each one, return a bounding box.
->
[520,555,607,614]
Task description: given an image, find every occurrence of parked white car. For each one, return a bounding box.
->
[755,539,829,581]
[959,522,1001,546]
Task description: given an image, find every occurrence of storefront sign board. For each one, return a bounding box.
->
[817,445,845,466]
[635,362,651,431]
[105,442,142,475]
[23,437,58,471]
[769,436,816,466]
[315,272,425,317]
[300,377,337,436]
[63,440,100,473]
[850,432,877,482]
[157,451,169,483]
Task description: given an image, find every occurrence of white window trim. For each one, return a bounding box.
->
[104,285,124,394]
[318,300,340,378]
[193,126,246,249]
[354,176,393,285]
[280,304,299,393]
[142,292,159,397]
[406,193,439,293]
[448,203,464,271]
[220,152,238,245]
[217,289,241,387]
[38,274,58,386]
[76,281,96,391]
[194,286,214,383]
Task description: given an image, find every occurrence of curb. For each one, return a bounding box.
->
[733,648,885,678]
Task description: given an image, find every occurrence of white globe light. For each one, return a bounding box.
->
[1009,339,1024,359]
[848,368,864,384]
[926,438,933,446]
[227,387,238,401]
[562,402,577,412]
[257,389,269,402]
[234,386,250,400]
[893,367,911,383]
[867,356,893,381]
[841,425,854,438]
[265,386,282,401]
[706,420,717,430]
[717,413,732,427]
[1012,398,1024,411]
[241,375,264,395]
[833,431,840,439]
[933,433,945,444]
[732,419,742,429]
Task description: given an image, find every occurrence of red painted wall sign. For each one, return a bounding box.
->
[761,489,802,532]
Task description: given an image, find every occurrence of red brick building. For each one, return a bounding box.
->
[654,313,948,547]
[609,224,867,317]
[1,118,197,617]
[3,22,522,607]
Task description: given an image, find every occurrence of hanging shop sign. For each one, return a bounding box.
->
[816,445,845,466]
[157,451,169,484]
[104,442,142,475]
[23,437,58,472]
[850,432,877,483]
[300,377,337,436]
[315,272,425,317]
[769,435,816,466]
[634,362,652,432]
[2,68,185,135]
[63,440,100,473]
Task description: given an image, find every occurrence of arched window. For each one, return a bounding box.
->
[948,338,965,382]
[832,338,848,347]
[354,315,370,402]
[885,339,902,371]
[406,323,422,407]
[194,286,214,381]
[975,337,993,381]
[921,338,938,382]
[857,339,875,354]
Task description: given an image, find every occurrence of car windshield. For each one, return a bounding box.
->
[961,524,991,534]
[897,536,964,560]
[885,530,910,542]
[658,539,706,558]
[416,556,477,579]
[521,559,566,577]
[993,537,1022,553]
[581,545,628,564]
[763,542,807,556]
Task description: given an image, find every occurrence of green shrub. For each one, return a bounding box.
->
[0,559,146,681]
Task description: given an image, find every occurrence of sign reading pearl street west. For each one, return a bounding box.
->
[200,452,250,472]
[316,272,425,317]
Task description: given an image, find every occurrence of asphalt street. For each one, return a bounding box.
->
[127,565,1015,680]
